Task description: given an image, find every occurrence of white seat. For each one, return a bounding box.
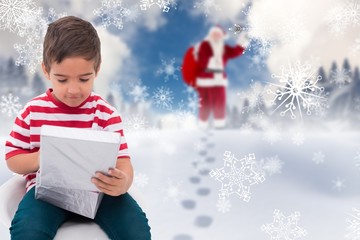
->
[0,175,145,239]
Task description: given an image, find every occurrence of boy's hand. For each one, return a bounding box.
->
[91,168,128,196]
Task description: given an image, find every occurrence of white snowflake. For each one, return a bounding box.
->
[134,172,149,188]
[262,125,282,145]
[0,93,22,117]
[278,18,305,45]
[216,198,231,213]
[345,208,360,240]
[261,209,307,240]
[93,0,130,30]
[349,37,360,56]
[354,152,360,169]
[268,61,325,120]
[0,0,37,33]
[291,131,305,146]
[248,41,272,70]
[326,0,360,36]
[312,151,325,165]
[332,177,346,191]
[139,0,174,12]
[124,4,140,22]
[152,86,174,110]
[159,178,186,204]
[123,114,148,133]
[194,0,221,17]
[14,36,43,74]
[128,81,149,103]
[330,68,352,87]
[156,57,180,82]
[261,155,284,176]
[209,151,265,202]
[239,123,253,135]
[16,7,45,39]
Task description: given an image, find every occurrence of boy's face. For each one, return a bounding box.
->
[42,57,99,107]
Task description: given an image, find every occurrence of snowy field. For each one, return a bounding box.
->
[1,127,360,240]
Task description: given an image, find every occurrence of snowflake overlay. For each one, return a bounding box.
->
[268,61,326,120]
[291,131,305,146]
[239,79,266,119]
[156,57,180,82]
[0,93,22,117]
[134,172,149,188]
[216,198,231,213]
[0,0,37,33]
[261,209,307,240]
[354,152,360,169]
[159,178,186,204]
[333,177,346,191]
[14,37,43,74]
[194,0,221,17]
[128,81,149,103]
[209,151,265,202]
[260,155,284,176]
[139,0,174,12]
[349,36,360,56]
[345,208,360,240]
[330,68,352,87]
[93,0,130,29]
[123,114,148,133]
[152,86,174,110]
[312,151,325,164]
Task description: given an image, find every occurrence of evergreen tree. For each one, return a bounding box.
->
[342,58,351,78]
[329,61,337,83]
[318,66,327,83]
[31,72,46,96]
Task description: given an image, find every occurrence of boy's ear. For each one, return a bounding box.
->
[95,63,101,77]
[41,62,50,80]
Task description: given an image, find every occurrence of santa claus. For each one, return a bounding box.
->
[196,26,249,129]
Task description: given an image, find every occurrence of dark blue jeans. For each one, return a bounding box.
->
[10,187,151,239]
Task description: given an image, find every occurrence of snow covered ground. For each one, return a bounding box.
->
[1,127,360,240]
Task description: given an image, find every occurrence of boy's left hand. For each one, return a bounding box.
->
[91,168,128,196]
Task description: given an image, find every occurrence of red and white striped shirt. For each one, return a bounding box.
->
[5,88,130,191]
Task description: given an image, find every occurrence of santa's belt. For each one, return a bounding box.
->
[205,68,224,73]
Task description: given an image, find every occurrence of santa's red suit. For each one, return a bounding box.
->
[196,26,246,128]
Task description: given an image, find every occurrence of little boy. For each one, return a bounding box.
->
[5,16,151,239]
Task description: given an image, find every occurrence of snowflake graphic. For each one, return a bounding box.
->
[209,151,265,202]
[267,61,325,120]
[152,86,174,110]
[156,57,180,82]
[326,0,360,36]
[332,177,346,191]
[93,0,130,30]
[260,155,284,176]
[330,68,352,87]
[216,198,231,213]
[194,0,221,17]
[0,0,37,33]
[128,81,149,103]
[139,0,175,12]
[134,172,149,188]
[291,131,305,146]
[354,152,360,169]
[239,123,253,135]
[14,36,42,74]
[0,93,22,117]
[349,36,360,56]
[261,209,307,240]
[124,4,140,22]
[159,178,186,204]
[16,7,45,39]
[123,114,148,133]
[312,151,325,165]
[345,208,360,240]
[262,125,282,145]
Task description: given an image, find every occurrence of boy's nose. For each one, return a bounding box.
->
[67,84,80,94]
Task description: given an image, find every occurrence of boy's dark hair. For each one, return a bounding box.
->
[43,16,101,72]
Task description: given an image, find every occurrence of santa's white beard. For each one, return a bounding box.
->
[209,39,224,69]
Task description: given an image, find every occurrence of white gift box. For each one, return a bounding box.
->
[35,125,121,219]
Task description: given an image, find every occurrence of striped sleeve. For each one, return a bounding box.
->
[5,104,32,160]
[102,107,130,159]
